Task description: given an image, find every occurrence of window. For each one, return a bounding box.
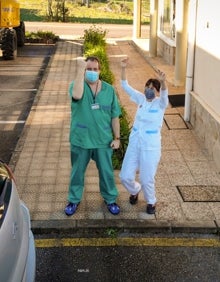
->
[159,0,176,40]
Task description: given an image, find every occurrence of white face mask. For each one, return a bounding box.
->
[144,88,155,100]
[85,70,99,83]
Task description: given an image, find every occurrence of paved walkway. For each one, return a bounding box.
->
[10,38,220,233]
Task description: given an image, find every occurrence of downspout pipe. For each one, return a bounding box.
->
[184,0,197,121]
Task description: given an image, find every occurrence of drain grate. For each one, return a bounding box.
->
[164,113,189,130]
[177,185,220,202]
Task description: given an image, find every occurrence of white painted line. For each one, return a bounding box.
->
[0,121,25,124]
[0,89,37,92]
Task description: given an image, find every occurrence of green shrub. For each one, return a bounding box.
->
[83,25,107,47]
[112,106,131,170]
[25,30,59,42]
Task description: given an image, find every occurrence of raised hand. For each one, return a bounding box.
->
[156,69,167,90]
[76,57,87,70]
[156,69,166,82]
[121,57,129,68]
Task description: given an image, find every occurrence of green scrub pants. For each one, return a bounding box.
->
[68,145,119,204]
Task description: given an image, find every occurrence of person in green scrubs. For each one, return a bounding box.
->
[65,56,121,216]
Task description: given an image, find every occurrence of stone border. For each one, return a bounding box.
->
[31,219,219,236]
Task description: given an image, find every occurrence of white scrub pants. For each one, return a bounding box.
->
[119,143,161,205]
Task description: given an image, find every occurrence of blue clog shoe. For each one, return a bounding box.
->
[106,202,120,215]
[64,202,79,216]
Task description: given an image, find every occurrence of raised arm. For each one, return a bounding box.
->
[157,70,169,108]
[121,57,128,81]
[157,70,167,91]
[71,57,87,100]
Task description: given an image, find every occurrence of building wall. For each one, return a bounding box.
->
[148,0,220,170]
[190,94,220,170]
[193,0,220,115]
[157,37,175,65]
[190,0,220,171]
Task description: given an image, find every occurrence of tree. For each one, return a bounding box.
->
[47,0,69,22]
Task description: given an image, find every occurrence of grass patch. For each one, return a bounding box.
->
[21,8,45,22]
[19,0,150,24]
[68,17,133,25]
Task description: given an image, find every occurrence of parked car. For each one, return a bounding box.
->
[0,160,36,282]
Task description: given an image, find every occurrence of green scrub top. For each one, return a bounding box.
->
[69,80,121,149]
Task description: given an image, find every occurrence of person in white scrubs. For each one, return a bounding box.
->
[119,57,169,214]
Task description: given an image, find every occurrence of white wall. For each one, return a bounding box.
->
[190,0,220,171]
[193,0,220,118]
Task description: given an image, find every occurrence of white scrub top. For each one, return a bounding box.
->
[121,80,169,150]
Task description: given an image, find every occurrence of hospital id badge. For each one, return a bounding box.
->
[91,103,100,110]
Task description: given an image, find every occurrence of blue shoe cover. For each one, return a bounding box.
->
[64,202,79,216]
[107,203,120,215]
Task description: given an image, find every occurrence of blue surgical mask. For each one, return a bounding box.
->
[144,88,155,100]
[85,70,99,83]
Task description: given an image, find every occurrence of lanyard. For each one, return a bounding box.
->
[89,81,99,103]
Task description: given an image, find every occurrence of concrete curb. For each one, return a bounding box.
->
[31,219,219,236]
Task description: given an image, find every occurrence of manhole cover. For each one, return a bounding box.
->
[177,185,220,202]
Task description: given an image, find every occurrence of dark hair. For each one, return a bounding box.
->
[145,78,160,92]
[85,56,101,70]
